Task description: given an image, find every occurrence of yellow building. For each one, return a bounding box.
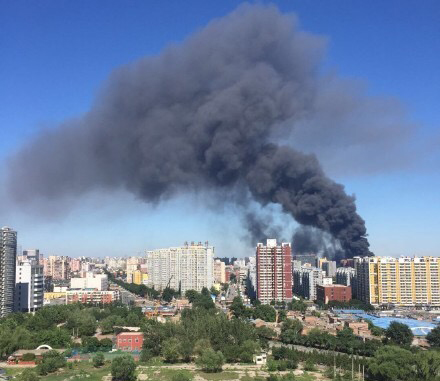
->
[132,270,143,285]
[44,292,66,300]
[355,256,440,306]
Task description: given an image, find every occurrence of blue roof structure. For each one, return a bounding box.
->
[356,313,436,336]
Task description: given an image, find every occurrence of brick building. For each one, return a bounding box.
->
[116,332,144,352]
[316,284,352,304]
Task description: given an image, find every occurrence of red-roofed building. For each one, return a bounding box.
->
[116,332,143,352]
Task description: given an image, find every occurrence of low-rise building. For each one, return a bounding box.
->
[316,284,352,304]
[116,332,143,352]
[66,289,119,305]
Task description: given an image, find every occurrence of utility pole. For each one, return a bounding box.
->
[351,350,354,380]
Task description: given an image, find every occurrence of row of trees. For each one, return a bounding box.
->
[0,303,146,358]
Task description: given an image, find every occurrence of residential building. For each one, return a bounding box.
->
[146,241,214,293]
[256,239,292,304]
[116,332,143,352]
[293,253,316,267]
[132,270,142,285]
[213,259,226,283]
[336,267,356,287]
[15,250,44,312]
[316,284,352,304]
[317,258,337,277]
[355,256,440,307]
[70,272,108,291]
[293,266,325,301]
[44,256,70,280]
[66,289,119,304]
[1,227,17,317]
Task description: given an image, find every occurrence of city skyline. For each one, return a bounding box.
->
[1,1,439,258]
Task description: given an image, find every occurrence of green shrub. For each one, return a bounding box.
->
[21,353,36,361]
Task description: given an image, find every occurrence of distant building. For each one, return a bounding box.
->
[132,270,143,285]
[293,253,316,267]
[336,267,356,287]
[66,289,119,305]
[317,258,337,278]
[15,250,44,312]
[293,266,325,301]
[316,284,352,304]
[213,259,226,283]
[44,256,70,280]
[70,272,108,291]
[256,239,292,304]
[1,227,17,317]
[355,256,440,307]
[146,241,214,293]
[116,332,143,352]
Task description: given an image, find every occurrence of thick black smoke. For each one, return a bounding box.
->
[292,226,344,261]
[7,4,372,258]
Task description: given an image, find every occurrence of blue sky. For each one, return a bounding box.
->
[1,0,439,258]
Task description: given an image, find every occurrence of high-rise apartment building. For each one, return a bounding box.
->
[336,267,356,287]
[355,256,440,307]
[256,239,292,304]
[1,227,17,317]
[15,249,44,312]
[44,256,70,280]
[146,241,214,293]
[293,266,325,301]
[317,258,337,278]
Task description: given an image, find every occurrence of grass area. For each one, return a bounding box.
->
[7,362,112,381]
[197,371,239,380]
[4,361,325,381]
[138,367,194,381]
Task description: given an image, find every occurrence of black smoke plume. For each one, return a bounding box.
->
[7,4,372,258]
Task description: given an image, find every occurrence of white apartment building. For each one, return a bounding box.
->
[336,267,356,287]
[15,251,44,312]
[146,241,214,293]
[70,272,108,291]
[355,256,440,307]
[293,266,325,301]
[1,227,17,317]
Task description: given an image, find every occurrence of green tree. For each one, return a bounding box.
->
[280,319,303,344]
[111,354,137,381]
[253,304,276,322]
[93,352,105,368]
[368,345,416,381]
[385,322,413,347]
[196,348,225,372]
[37,350,67,375]
[82,336,100,352]
[139,349,153,363]
[15,369,40,381]
[230,297,249,319]
[185,289,199,303]
[162,337,181,363]
[162,287,176,303]
[426,325,440,348]
[210,286,220,297]
[238,340,260,363]
[414,350,440,381]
